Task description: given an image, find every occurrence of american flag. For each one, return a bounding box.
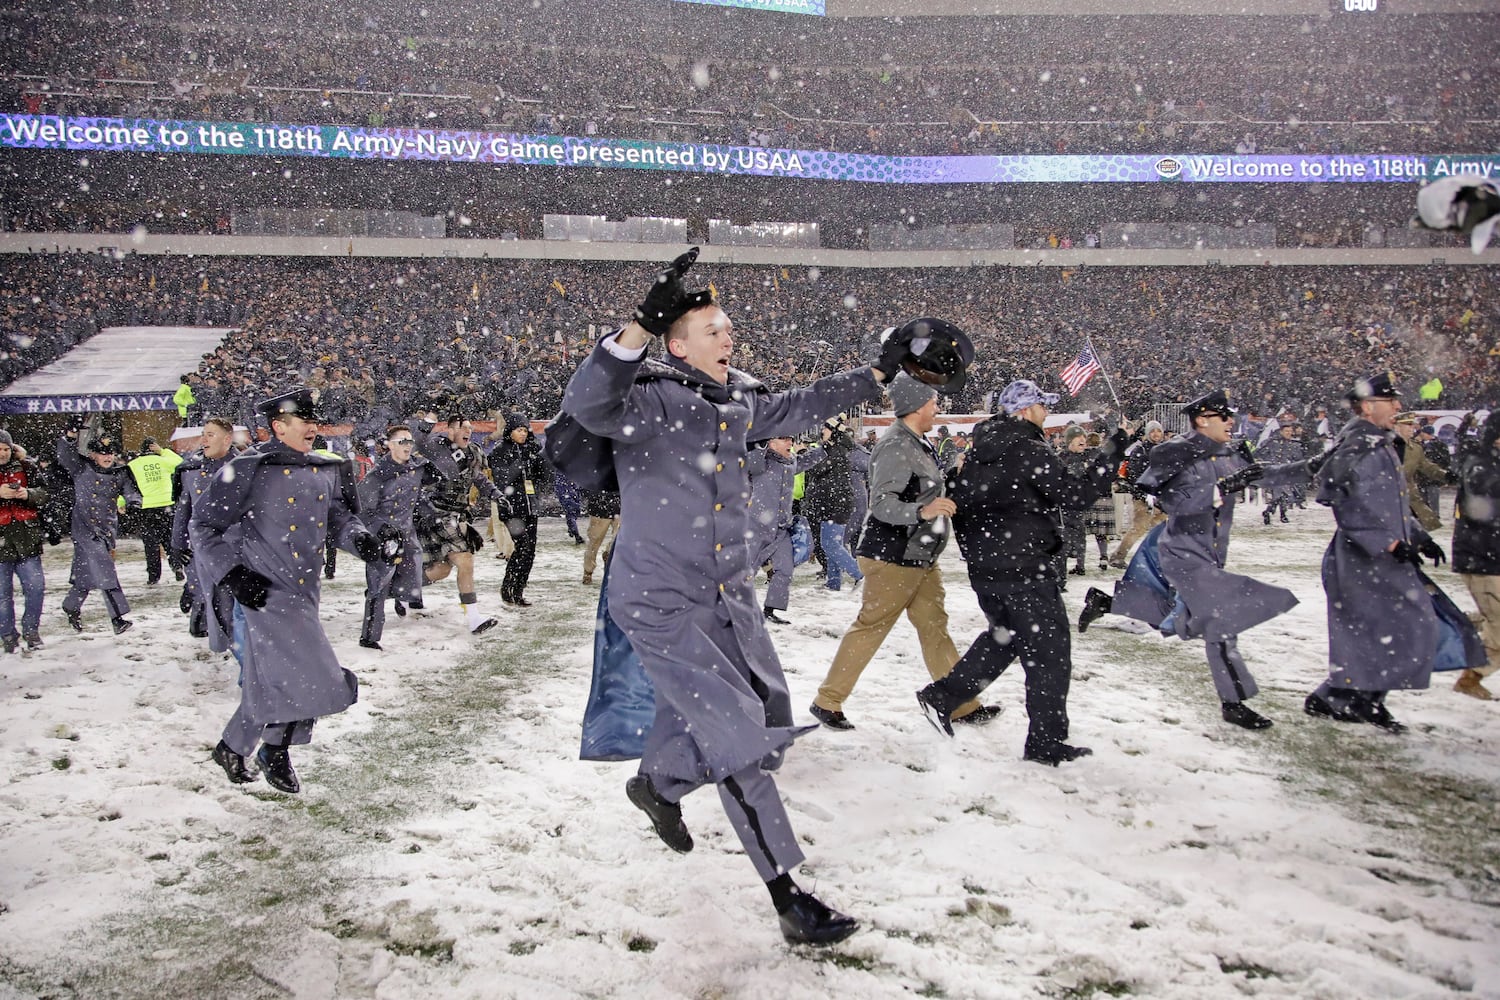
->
[1059,345,1102,396]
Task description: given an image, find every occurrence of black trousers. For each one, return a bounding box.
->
[138,507,181,583]
[501,517,538,601]
[929,582,1073,750]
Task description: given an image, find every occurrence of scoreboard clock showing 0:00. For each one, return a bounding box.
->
[1343,0,1377,10]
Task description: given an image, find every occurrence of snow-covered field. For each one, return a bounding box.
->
[1,504,1496,1000]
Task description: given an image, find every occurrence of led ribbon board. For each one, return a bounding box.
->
[3,116,1495,183]
[673,0,824,13]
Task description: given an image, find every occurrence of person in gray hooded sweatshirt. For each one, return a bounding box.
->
[563,247,910,946]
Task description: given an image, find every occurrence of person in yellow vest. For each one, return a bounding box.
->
[174,375,196,421]
[127,437,185,585]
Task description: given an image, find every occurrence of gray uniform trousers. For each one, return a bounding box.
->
[756,527,796,612]
[637,606,805,884]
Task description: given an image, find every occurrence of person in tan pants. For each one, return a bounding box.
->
[810,373,998,731]
[1108,421,1167,568]
[1453,410,1500,700]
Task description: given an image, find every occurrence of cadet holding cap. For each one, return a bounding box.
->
[193,387,393,793]
[563,248,930,946]
[916,378,1124,765]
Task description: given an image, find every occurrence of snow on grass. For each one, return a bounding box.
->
[1,505,1496,999]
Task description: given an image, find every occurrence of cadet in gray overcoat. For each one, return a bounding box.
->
[1305,373,1448,733]
[171,416,237,648]
[356,425,427,649]
[746,436,822,623]
[1129,390,1317,730]
[56,425,140,634]
[195,389,388,793]
[563,248,906,946]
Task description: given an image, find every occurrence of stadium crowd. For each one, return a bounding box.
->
[3,254,1495,427]
[3,3,1496,158]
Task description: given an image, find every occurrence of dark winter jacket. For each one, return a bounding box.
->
[488,433,544,520]
[583,489,622,519]
[1122,434,1159,500]
[802,431,856,525]
[949,416,1124,586]
[1453,414,1500,576]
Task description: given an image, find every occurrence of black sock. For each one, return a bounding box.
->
[767,873,799,913]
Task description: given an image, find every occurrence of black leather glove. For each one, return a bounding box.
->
[352,530,383,563]
[465,525,485,552]
[1216,464,1264,495]
[1418,537,1447,566]
[223,565,271,609]
[1305,450,1328,476]
[633,247,712,336]
[1391,540,1423,566]
[871,328,912,382]
[171,547,192,565]
[375,523,405,562]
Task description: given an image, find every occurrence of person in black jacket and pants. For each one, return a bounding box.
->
[488,412,543,606]
[917,379,1126,766]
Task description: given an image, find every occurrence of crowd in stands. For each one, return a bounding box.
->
[3,253,1495,430]
[4,3,1496,158]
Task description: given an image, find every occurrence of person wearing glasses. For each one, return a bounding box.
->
[356,425,428,649]
[1080,389,1317,732]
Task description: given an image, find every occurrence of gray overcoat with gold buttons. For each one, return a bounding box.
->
[1135,430,1310,641]
[191,439,367,726]
[563,342,881,786]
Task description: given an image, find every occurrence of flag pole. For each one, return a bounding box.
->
[1085,333,1123,414]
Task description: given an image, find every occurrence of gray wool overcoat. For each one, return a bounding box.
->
[1316,418,1437,691]
[564,340,882,787]
[1131,431,1309,639]
[55,436,140,592]
[191,440,367,727]
[356,453,428,601]
[173,449,237,652]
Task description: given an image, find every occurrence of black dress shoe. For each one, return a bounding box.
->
[953,704,1004,726]
[1303,692,1363,723]
[255,744,301,794]
[1221,701,1273,730]
[111,617,133,635]
[65,608,83,632]
[179,590,193,614]
[764,607,791,625]
[23,632,43,651]
[212,740,260,784]
[2,634,18,654]
[625,774,693,853]
[393,600,406,618]
[915,688,953,737]
[808,703,855,731]
[1069,565,1086,576]
[1077,587,1113,633]
[1263,509,1273,525]
[779,891,860,946]
[1279,512,1290,523]
[503,596,533,608]
[1353,697,1407,734]
[406,598,424,611]
[1023,742,1094,767]
[173,567,185,582]
[359,638,382,650]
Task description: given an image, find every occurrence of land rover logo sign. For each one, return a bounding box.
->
[1154,157,1183,179]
